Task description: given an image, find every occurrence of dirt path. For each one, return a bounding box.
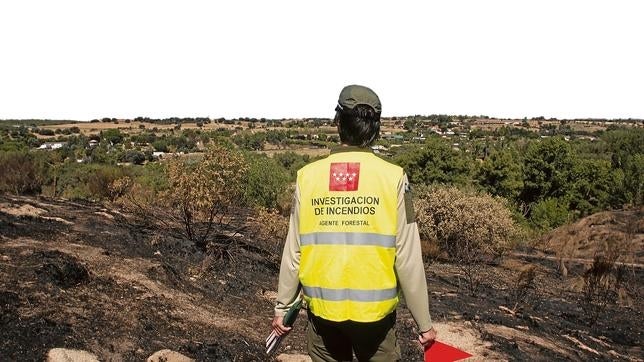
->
[428,322,505,361]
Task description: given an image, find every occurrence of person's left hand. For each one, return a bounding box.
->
[418,327,437,347]
[271,315,292,337]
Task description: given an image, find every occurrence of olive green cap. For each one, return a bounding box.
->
[337,84,382,113]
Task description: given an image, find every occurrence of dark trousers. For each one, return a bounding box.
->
[306,311,400,362]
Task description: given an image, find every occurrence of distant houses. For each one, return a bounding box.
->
[38,142,66,150]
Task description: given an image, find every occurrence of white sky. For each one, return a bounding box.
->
[1,1,642,121]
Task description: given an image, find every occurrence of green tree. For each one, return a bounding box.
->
[101,129,124,145]
[394,138,472,186]
[476,148,523,201]
[519,137,575,210]
[567,159,616,217]
[233,132,266,151]
[603,128,643,206]
[403,119,416,131]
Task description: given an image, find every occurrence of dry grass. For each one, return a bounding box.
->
[539,208,644,267]
[468,119,617,133]
[37,121,255,136]
[32,118,635,140]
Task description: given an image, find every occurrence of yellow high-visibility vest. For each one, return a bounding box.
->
[297,149,402,322]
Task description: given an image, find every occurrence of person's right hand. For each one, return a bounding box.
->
[418,327,437,347]
[271,315,292,337]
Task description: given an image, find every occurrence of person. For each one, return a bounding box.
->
[271,84,436,361]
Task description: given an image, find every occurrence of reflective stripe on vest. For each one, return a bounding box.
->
[300,232,396,248]
[303,286,398,302]
[297,151,403,322]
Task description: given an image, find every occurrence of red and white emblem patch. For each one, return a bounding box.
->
[329,162,360,191]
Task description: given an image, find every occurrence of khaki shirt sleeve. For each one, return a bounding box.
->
[274,184,302,316]
[394,173,433,332]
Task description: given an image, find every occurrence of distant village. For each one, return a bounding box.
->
[3,115,640,165]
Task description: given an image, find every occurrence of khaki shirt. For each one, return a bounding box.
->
[275,172,433,333]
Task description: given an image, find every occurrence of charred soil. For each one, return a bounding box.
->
[0,196,642,361]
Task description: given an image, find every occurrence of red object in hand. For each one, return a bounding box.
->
[424,341,472,362]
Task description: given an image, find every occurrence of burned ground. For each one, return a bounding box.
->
[0,195,642,361]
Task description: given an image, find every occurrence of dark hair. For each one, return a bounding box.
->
[335,104,381,147]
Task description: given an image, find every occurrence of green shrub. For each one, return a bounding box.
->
[119,150,146,165]
[243,153,290,209]
[152,140,169,152]
[35,128,55,136]
[133,162,169,193]
[0,150,49,194]
[88,167,127,200]
[529,198,570,230]
[273,152,310,180]
[56,163,126,200]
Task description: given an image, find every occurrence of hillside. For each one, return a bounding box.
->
[1,196,642,361]
[538,208,643,265]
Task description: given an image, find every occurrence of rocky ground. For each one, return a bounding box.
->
[0,195,642,361]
